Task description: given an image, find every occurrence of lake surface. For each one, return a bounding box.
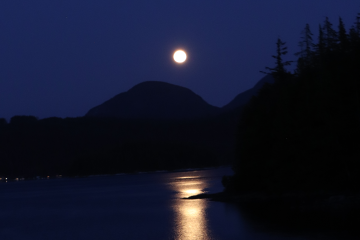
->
[0,167,352,239]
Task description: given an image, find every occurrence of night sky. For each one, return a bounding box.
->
[1,1,359,121]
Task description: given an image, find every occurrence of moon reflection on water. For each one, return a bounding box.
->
[169,177,211,240]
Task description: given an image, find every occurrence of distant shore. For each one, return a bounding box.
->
[0,166,231,182]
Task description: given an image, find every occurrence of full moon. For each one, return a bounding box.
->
[173,50,187,63]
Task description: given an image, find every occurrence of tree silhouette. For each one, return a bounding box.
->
[261,38,292,81]
[356,12,360,34]
[338,17,349,51]
[0,118,6,126]
[296,24,314,59]
[295,24,314,74]
[323,17,338,51]
[315,24,325,58]
[349,13,360,51]
[10,115,38,125]
[227,12,360,194]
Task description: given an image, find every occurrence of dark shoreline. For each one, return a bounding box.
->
[186,191,360,238]
[0,166,230,183]
[185,190,360,216]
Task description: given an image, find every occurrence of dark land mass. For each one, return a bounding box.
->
[85,76,275,119]
[187,14,360,238]
[222,74,274,111]
[186,191,360,239]
[0,115,235,178]
[0,73,272,179]
[85,81,222,119]
[225,18,360,195]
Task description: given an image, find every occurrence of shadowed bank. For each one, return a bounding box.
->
[188,12,360,239]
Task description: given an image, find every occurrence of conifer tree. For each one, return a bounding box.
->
[297,23,314,59]
[230,11,360,194]
[261,38,292,81]
[338,17,349,51]
[349,27,359,44]
[315,24,325,58]
[295,24,314,73]
[349,13,360,50]
[356,12,360,34]
[323,17,338,51]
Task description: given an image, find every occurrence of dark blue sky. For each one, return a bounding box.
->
[1,1,359,120]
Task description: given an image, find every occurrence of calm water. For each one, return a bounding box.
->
[0,167,350,239]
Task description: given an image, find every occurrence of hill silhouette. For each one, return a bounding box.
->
[85,81,221,119]
[0,76,275,179]
[222,74,274,110]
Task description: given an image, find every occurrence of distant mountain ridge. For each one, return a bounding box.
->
[85,75,274,120]
[0,75,276,178]
[85,81,221,119]
[222,74,274,110]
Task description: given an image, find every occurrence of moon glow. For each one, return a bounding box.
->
[173,50,187,63]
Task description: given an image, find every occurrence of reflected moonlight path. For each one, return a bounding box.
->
[169,175,211,239]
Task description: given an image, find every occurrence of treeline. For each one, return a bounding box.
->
[224,14,360,193]
[0,115,236,179]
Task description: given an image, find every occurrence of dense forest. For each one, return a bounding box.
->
[224,14,360,193]
[0,113,237,179]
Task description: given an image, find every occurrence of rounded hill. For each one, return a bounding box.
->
[85,81,221,120]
